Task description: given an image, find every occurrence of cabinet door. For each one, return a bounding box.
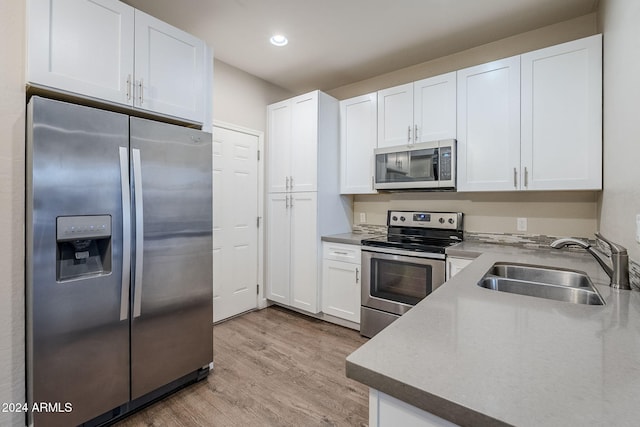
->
[322,260,361,323]
[446,257,473,280]
[27,0,134,105]
[377,83,414,148]
[266,194,291,305]
[457,56,521,191]
[267,100,292,193]
[521,35,602,191]
[290,193,319,313]
[134,10,206,124]
[290,92,318,192]
[414,72,457,142]
[340,93,378,194]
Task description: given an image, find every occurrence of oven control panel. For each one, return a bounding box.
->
[388,211,462,230]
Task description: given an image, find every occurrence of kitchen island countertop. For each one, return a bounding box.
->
[346,244,640,426]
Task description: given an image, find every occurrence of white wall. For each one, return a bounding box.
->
[598,0,640,262]
[0,2,26,426]
[213,59,292,132]
[327,14,601,238]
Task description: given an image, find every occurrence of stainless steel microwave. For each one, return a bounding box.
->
[374,139,456,190]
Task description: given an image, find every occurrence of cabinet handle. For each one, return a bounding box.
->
[513,167,517,188]
[333,251,349,255]
[126,74,132,101]
[414,125,418,143]
[371,176,374,191]
[290,195,294,208]
[524,167,529,188]
[407,126,411,143]
[138,79,144,105]
[286,176,290,190]
[285,194,289,208]
[356,267,360,283]
[290,176,294,190]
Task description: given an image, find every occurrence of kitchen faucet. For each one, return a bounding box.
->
[550,233,631,290]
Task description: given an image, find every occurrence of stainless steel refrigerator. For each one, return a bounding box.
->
[26,96,213,426]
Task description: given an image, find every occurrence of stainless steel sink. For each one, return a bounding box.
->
[477,263,605,305]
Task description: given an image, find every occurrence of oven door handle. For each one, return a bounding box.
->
[361,245,445,260]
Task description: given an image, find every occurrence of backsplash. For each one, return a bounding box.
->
[629,260,640,292]
[463,231,596,250]
[352,224,387,235]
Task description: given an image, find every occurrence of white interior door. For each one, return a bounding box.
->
[212,126,260,322]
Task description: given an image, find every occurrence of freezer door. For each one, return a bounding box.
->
[26,97,130,426]
[130,117,213,399]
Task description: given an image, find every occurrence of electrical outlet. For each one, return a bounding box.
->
[517,217,527,232]
[636,214,640,243]
[359,212,367,223]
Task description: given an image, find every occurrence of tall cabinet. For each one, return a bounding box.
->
[266,91,352,314]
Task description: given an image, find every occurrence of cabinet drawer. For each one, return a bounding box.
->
[322,242,361,263]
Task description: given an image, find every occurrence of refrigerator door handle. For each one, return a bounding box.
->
[119,147,131,321]
[132,148,144,318]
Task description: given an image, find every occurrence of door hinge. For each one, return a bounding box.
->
[257,149,260,161]
[256,284,259,295]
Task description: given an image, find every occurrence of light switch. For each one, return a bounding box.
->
[359,212,367,223]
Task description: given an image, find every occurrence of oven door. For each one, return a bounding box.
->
[361,249,446,315]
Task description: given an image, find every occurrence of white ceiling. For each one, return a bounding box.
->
[122,0,599,94]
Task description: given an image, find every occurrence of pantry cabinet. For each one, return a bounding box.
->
[457,34,602,192]
[266,193,319,312]
[27,0,207,124]
[267,91,324,193]
[377,72,456,148]
[322,242,361,324]
[340,93,378,194]
[266,91,352,314]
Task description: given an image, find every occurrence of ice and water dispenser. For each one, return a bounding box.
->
[56,215,112,281]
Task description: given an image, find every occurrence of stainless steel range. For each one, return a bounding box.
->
[360,210,463,337]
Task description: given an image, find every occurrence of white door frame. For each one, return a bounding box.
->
[213,120,267,310]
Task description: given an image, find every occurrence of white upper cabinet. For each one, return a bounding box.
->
[413,72,457,143]
[377,83,413,148]
[134,10,205,124]
[377,73,456,149]
[457,56,522,191]
[27,0,135,106]
[340,93,377,194]
[27,0,208,124]
[521,34,602,191]
[457,35,602,192]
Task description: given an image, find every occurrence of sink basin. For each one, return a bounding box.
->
[477,263,605,305]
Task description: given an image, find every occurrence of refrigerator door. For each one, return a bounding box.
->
[129,117,213,399]
[26,97,130,426]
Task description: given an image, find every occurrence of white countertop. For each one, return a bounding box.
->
[346,244,640,426]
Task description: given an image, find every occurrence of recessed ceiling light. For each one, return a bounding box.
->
[270,34,288,47]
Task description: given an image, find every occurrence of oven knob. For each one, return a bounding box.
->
[448,218,455,224]
[392,216,398,221]
[439,218,445,224]
[400,216,406,222]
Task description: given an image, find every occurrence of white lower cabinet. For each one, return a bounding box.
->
[322,242,361,324]
[369,389,458,427]
[446,256,474,280]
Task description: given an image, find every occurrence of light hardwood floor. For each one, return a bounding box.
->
[115,306,369,426]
